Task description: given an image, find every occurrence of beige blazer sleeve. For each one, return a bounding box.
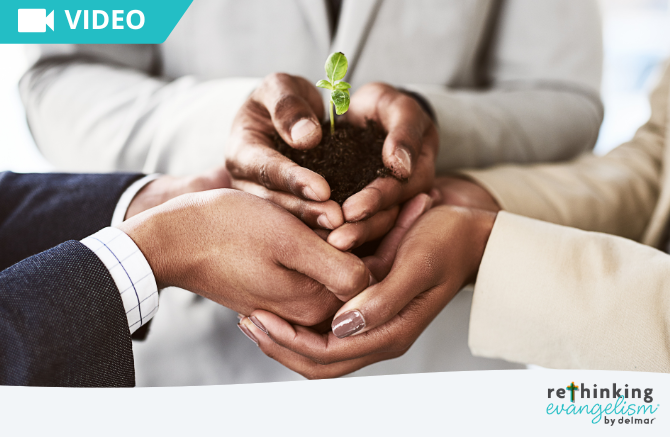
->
[470,211,670,372]
[459,64,670,243]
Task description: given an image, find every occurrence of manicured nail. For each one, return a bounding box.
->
[332,310,366,339]
[291,119,318,142]
[317,214,334,230]
[238,323,259,346]
[249,316,268,335]
[303,186,322,201]
[394,146,412,176]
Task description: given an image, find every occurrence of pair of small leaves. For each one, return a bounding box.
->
[316,52,352,116]
[316,79,351,115]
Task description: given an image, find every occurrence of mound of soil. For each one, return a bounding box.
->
[275,119,400,205]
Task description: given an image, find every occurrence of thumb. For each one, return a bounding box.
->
[363,192,433,282]
[333,194,435,339]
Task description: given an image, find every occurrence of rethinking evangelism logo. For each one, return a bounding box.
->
[546,381,659,425]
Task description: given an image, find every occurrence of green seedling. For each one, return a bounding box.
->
[316,52,351,134]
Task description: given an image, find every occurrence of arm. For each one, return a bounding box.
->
[408,0,604,171]
[454,62,670,243]
[0,171,144,270]
[470,212,670,372]
[0,241,135,387]
[20,45,259,175]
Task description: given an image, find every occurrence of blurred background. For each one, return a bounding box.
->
[1,0,670,172]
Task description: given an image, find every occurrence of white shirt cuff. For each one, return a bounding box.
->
[81,227,159,335]
[111,174,162,226]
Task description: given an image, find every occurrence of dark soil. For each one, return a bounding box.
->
[275,119,400,205]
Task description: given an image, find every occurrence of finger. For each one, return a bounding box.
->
[256,73,324,150]
[378,95,432,179]
[228,133,331,201]
[331,226,445,338]
[313,229,331,241]
[363,193,433,281]
[342,143,436,221]
[232,179,344,229]
[278,229,372,301]
[327,206,399,251]
[240,316,397,379]
[245,308,414,366]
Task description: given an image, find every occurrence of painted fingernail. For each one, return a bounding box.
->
[332,310,366,339]
[317,214,334,230]
[249,315,268,335]
[394,146,412,176]
[238,323,259,346]
[303,186,322,201]
[291,119,318,142]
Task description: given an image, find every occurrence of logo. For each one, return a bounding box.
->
[18,9,54,33]
[546,381,660,425]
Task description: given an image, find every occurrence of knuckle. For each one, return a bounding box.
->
[338,257,367,295]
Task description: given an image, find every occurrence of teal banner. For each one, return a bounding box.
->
[0,1,193,44]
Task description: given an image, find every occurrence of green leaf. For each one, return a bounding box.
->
[315,79,333,90]
[325,52,348,82]
[334,81,351,90]
[332,90,350,115]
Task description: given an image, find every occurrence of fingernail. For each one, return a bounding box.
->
[369,273,377,287]
[238,323,259,346]
[394,146,412,176]
[249,315,268,335]
[317,214,334,230]
[332,310,366,339]
[291,119,318,142]
[329,232,355,251]
[237,313,244,320]
[303,186,322,201]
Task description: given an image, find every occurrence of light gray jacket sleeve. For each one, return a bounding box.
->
[20,44,259,175]
[409,0,604,173]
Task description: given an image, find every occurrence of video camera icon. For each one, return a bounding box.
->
[18,9,55,33]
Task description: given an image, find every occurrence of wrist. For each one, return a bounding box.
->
[466,209,497,283]
[117,204,174,289]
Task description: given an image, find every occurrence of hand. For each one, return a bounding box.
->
[117,190,372,326]
[225,73,345,230]
[239,204,496,378]
[433,176,500,212]
[125,167,232,219]
[226,75,437,251]
[323,83,439,251]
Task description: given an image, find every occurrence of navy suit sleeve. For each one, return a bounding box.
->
[0,172,144,271]
[0,241,135,387]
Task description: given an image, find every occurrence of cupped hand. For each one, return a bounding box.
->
[324,83,438,250]
[226,76,438,251]
[239,204,496,378]
[117,189,372,326]
[225,72,345,231]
